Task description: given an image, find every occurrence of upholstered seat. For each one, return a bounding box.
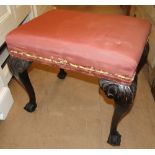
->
[6,9,151,84]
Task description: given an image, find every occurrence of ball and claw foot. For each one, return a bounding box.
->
[107,131,121,146]
[24,102,37,112]
[57,69,67,79]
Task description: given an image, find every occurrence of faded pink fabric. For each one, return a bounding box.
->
[6,9,151,84]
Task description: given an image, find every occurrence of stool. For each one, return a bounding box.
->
[6,9,151,146]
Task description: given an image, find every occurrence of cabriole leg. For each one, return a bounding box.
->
[136,42,149,73]
[99,76,137,146]
[151,78,155,100]
[57,68,67,79]
[99,42,149,145]
[8,56,37,112]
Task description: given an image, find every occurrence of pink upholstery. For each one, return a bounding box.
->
[6,9,151,84]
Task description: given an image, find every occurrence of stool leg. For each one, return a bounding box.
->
[151,78,155,100]
[99,42,149,146]
[99,76,137,146]
[8,56,37,112]
[136,42,149,73]
[57,68,67,79]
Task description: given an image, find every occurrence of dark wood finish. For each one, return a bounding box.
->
[136,42,149,73]
[8,56,37,112]
[99,42,149,145]
[151,79,155,100]
[99,76,137,145]
[57,68,67,79]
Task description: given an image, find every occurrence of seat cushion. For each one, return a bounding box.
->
[6,9,151,84]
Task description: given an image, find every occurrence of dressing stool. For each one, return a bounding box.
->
[6,9,151,146]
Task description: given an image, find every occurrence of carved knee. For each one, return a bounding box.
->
[99,76,137,145]
[8,56,32,76]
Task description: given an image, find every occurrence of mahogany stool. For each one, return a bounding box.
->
[6,9,151,146]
